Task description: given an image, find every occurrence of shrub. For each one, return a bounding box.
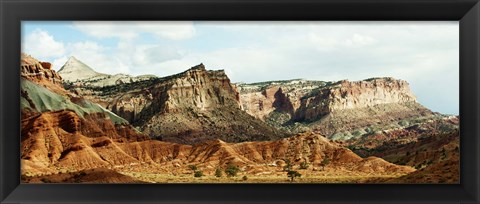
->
[215,168,223,177]
[352,130,363,137]
[194,171,204,178]
[242,175,248,181]
[287,170,301,182]
[283,159,292,172]
[188,165,198,171]
[321,157,330,170]
[225,164,240,177]
[300,161,309,169]
[398,120,409,126]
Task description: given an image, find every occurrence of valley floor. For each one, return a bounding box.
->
[119,172,402,183]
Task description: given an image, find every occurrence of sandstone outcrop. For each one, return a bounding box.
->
[67,64,286,144]
[21,53,63,88]
[293,78,417,121]
[20,54,148,143]
[237,78,434,140]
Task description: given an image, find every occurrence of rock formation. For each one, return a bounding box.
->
[58,56,107,82]
[237,78,435,140]
[66,63,286,144]
[21,123,415,181]
[20,54,148,141]
[58,56,156,86]
[21,54,459,184]
[21,53,63,88]
[293,78,417,121]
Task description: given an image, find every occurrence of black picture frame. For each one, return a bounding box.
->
[1,0,479,203]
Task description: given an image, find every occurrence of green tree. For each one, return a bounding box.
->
[225,164,240,177]
[300,161,309,169]
[194,170,204,178]
[321,157,330,171]
[215,168,223,177]
[287,170,301,182]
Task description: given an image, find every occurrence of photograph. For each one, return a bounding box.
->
[19,21,460,184]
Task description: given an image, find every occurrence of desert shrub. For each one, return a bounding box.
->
[215,168,223,177]
[352,130,364,137]
[225,164,240,177]
[283,159,292,172]
[188,165,198,171]
[194,171,204,178]
[321,157,330,170]
[398,120,409,126]
[287,170,301,182]
[242,175,248,181]
[300,161,309,169]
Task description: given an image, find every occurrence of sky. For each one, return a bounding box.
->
[21,21,459,115]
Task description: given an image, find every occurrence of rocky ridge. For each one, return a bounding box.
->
[20,54,148,141]
[58,56,156,86]
[237,78,436,140]
[20,54,459,183]
[66,63,286,144]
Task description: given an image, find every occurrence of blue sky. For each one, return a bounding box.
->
[21,21,459,115]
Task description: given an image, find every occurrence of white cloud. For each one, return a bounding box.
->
[23,29,65,58]
[344,34,376,47]
[52,56,68,70]
[72,21,195,40]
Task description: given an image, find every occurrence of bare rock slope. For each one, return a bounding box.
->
[66,64,287,144]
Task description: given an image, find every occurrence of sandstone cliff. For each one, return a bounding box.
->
[21,53,64,92]
[294,78,417,121]
[67,64,286,144]
[237,78,434,140]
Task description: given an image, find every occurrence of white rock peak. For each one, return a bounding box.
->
[58,56,106,82]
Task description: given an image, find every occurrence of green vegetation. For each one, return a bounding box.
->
[287,170,301,182]
[73,77,162,96]
[300,161,309,169]
[283,159,292,172]
[215,168,223,177]
[194,171,204,178]
[188,165,198,171]
[225,164,240,177]
[398,120,409,126]
[321,157,330,170]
